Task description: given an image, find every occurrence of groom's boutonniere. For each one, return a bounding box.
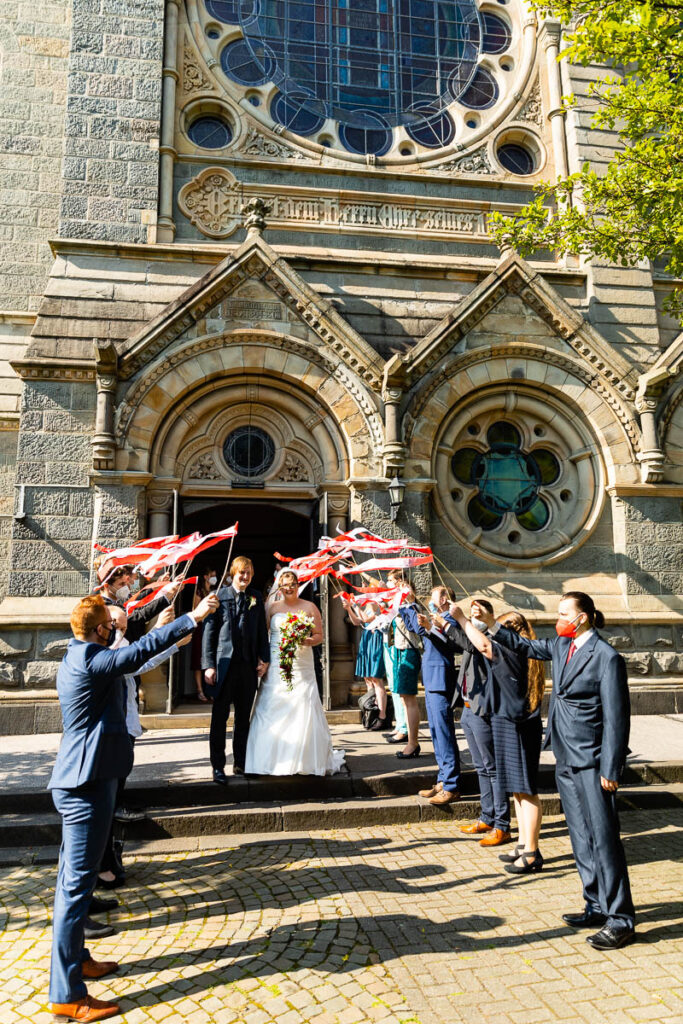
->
[249,596,257,610]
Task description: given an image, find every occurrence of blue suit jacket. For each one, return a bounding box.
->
[201,585,270,696]
[494,627,630,779]
[401,606,459,695]
[49,614,195,790]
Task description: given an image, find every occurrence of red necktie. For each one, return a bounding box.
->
[566,641,577,663]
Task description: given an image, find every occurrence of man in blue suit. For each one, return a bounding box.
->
[481,591,635,950]
[202,555,270,782]
[48,591,218,1022]
[403,585,462,805]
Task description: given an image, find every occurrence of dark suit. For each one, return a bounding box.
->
[494,626,634,928]
[49,614,195,1004]
[402,607,461,793]
[202,585,269,772]
[102,592,170,643]
[444,621,510,830]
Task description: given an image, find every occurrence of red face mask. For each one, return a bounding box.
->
[555,614,581,638]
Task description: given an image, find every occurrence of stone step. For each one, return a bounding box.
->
[3,759,682,816]
[1,783,681,851]
[139,703,367,730]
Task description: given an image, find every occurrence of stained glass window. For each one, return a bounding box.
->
[203,1,512,154]
[497,142,535,175]
[223,427,275,478]
[452,421,559,532]
[187,116,233,149]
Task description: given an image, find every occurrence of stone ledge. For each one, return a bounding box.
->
[0,596,74,625]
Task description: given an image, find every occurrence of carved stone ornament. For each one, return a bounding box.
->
[436,146,493,176]
[277,453,309,482]
[518,80,544,126]
[238,126,311,162]
[188,453,221,480]
[178,167,242,239]
[243,197,272,235]
[182,45,212,94]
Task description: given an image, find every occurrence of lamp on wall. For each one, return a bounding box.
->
[388,475,405,521]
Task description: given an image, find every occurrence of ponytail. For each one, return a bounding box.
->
[564,591,604,630]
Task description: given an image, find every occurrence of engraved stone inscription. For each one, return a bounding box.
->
[223,299,284,321]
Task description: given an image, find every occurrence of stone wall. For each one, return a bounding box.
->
[8,378,96,598]
[59,0,164,243]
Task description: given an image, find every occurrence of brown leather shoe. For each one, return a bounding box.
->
[429,788,461,805]
[82,958,119,980]
[479,829,513,847]
[418,781,443,799]
[460,821,493,835]
[50,995,120,1021]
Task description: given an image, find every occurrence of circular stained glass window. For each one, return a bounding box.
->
[497,142,535,175]
[204,0,512,155]
[223,426,275,478]
[187,115,233,149]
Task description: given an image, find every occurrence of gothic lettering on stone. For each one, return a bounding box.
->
[223,299,284,321]
[178,167,493,241]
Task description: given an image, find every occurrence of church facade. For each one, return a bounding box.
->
[0,1,681,726]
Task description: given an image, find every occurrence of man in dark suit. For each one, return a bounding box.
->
[202,555,270,782]
[482,591,635,950]
[48,591,218,1022]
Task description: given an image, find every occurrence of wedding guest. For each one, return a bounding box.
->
[96,562,180,643]
[383,568,409,743]
[386,585,422,759]
[345,598,389,730]
[412,585,462,803]
[191,567,217,702]
[449,604,545,872]
[433,598,511,845]
[480,592,635,949]
[202,556,270,781]
[48,592,217,1023]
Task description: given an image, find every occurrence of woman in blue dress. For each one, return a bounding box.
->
[344,598,389,730]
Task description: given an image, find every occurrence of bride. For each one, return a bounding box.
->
[245,569,346,776]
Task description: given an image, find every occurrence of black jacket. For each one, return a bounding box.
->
[201,585,269,696]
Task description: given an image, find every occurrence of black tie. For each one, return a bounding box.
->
[236,591,246,625]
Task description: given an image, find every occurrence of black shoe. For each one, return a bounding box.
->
[89,895,118,914]
[369,717,389,732]
[396,745,421,759]
[586,923,635,950]
[213,768,229,786]
[233,765,245,776]
[114,806,145,823]
[386,733,408,744]
[499,845,524,863]
[563,910,607,929]
[503,850,544,874]
[96,874,125,890]
[83,916,116,939]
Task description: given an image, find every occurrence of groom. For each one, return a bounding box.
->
[202,555,270,783]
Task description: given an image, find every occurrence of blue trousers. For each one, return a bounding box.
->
[556,763,635,929]
[50,779,117,1003]
[460,706,510,830]
[424,688,461,793]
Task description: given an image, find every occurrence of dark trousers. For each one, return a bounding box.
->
[209,659,257,771]
[461,705,510,830]
[100,737,135,876]
[50,779,117,1003]
[556,762,635,929]
[424,688,461,792]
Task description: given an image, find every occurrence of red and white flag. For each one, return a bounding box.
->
[125,576,198,614]
[137,524,238,578]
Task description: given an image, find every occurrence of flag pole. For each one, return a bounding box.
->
[216,532,236,593]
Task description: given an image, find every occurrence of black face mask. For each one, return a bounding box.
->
[99,621,116,647]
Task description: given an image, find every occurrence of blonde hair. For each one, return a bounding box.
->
[496,611,546,713]
[230,556,253,575]
[71,594,109,640]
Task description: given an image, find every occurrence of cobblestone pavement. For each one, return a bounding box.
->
[0,810,681,1024]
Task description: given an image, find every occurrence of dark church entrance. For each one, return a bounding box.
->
[169,497,317,707]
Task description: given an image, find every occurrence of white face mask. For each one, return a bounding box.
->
[471,616,488,633]
[209,576,217,586]
[115,585,131,602]
[112,629,126,648]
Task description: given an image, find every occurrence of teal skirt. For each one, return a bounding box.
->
[355,628,386,679]
[390,647,421,695]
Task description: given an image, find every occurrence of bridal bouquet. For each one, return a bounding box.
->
[279,611,315,691]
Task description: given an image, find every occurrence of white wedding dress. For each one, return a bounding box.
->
[245,611,346,776]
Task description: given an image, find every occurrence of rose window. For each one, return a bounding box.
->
[452,421,559,532]
[196,0,527,163]
[433,392,605,567]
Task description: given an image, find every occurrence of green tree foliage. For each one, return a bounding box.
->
[490,0,683,319]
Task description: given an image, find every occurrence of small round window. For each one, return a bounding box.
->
[223,426,275,478]
[187,115,233,149]
[497,142,535,175]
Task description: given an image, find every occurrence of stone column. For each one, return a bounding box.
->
[157,0,180,242]
[148,489,174,538]
[325,489,356,705]
[635,395,665,483]
[540,20,569,181]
